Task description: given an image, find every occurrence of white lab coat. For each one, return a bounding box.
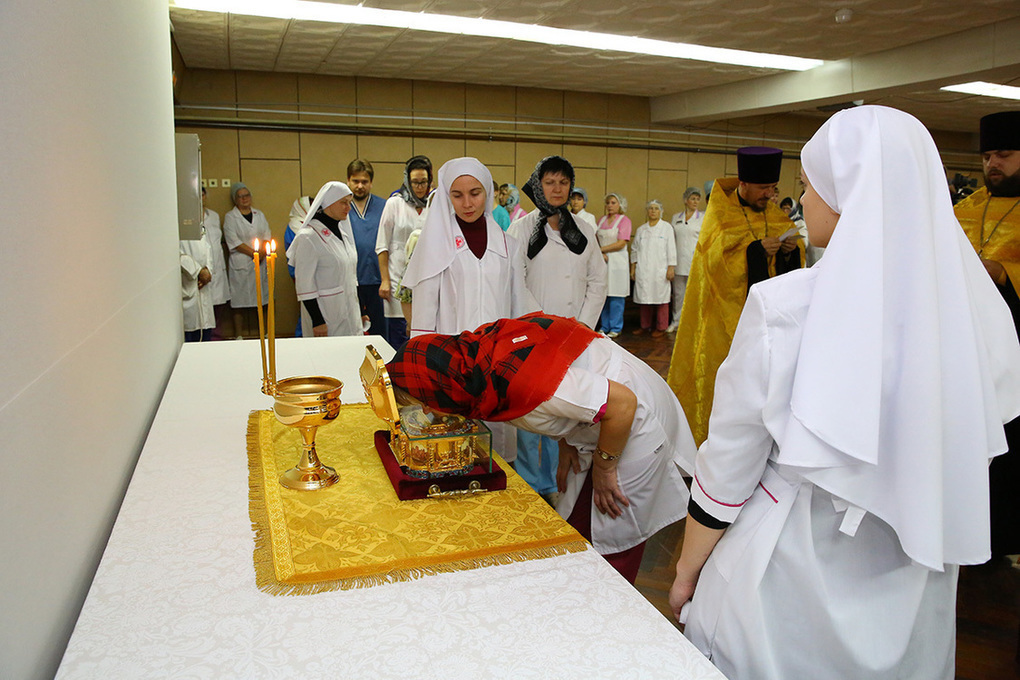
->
[508,210,607,329]
[202,207,230,305]
[375,196,428,318]
[573,208,597,230]
[409,221,538,337]
[670,209,703,276]
[510,337,695,553]
[669,210,703,324]
[630,219,676,304]
[180,228,215,332]
[223,207,271,308]
[287,217,362,337]
[596,215,631,298]
[409,221,539,463]
[684,270,958,679]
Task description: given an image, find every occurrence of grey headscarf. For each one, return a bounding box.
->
[682,186,701,202]
[398,155,432,210]
[521,156,587,259]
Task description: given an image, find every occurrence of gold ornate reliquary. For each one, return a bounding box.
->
[360,346,492,479]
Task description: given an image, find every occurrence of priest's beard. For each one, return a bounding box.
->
[986,170,1020,197]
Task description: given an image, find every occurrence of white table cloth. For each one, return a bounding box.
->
[57,337,725,679]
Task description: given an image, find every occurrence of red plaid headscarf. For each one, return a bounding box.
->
[387,313,600,421]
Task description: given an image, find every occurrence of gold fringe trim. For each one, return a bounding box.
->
[248,411,280,592]
[254,539,590,597]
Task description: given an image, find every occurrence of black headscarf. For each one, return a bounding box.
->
[521,156,588,259]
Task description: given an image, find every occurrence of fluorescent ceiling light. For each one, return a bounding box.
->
[171,0,823,71]
[941,81,1020,101]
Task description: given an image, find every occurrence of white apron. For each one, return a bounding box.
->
[223,207,271,308]
[287,218,362,337]
[630,220,676,304]
[597,215,630,298]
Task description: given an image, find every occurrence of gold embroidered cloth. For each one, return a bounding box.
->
[248,407,586,595]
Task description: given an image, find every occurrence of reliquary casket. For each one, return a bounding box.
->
[360,345,492,479]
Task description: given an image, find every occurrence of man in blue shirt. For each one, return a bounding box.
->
[347,159,387,338]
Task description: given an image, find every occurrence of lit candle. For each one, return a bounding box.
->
[253,239,268,388]
[268,239,277,388]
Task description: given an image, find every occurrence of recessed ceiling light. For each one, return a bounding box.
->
[941,81,1020,101]
[171,0,823,71]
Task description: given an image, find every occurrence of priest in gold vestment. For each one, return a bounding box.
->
[667,147,801,445]
[955,110,1020,558]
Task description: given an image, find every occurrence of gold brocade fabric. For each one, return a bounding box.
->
[955,187,1020,299]
[666,177,798,446]
[248,407,586,595]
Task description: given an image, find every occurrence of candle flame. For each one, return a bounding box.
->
[253,238,260,251]
[270,239,277,253]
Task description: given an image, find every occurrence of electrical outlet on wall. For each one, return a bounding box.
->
[208,179,218,187]
[221,179,231,187]
[201,179,207,188]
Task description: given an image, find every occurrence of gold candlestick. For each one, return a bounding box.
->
[252,238,268,391]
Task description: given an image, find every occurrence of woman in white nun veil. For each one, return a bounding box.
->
[286,181,363,337]
[668,106,1020,679]
[401,157,539,462]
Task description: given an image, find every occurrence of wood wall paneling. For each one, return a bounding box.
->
[298,132,358,196]
[235,71,299,121]
[412,137,468,168]
[297,73,357,124]
[240,158,303,334]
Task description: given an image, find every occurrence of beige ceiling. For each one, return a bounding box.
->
[169,0,1020,133]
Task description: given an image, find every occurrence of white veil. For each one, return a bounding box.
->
[401,157,497,289]
[780,106,1020,569]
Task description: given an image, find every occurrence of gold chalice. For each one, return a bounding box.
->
[268,376,343,491]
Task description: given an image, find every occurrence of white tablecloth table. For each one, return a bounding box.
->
[57,336,724,679]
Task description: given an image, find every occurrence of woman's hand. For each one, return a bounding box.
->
[591,460,630,518]
[668,570,699,622]
[557,441,581,492]
[378,280,391,300]
[313,323,328,337]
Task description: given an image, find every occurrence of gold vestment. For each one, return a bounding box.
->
[955,187,1020,299]
[666,177,798,445]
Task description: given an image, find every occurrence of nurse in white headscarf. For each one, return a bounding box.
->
[402,157,540,461]
[669,106,1020,680]
[286,182,363,337]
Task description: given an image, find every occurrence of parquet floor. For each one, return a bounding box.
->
[614,302,1020,679]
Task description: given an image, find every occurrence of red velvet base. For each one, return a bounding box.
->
[374,430,507,500]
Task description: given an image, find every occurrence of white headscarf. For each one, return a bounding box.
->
[779,105,1020,569]
[297,181,355,242]
[401,158,498,288]
[287,195,312,233]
